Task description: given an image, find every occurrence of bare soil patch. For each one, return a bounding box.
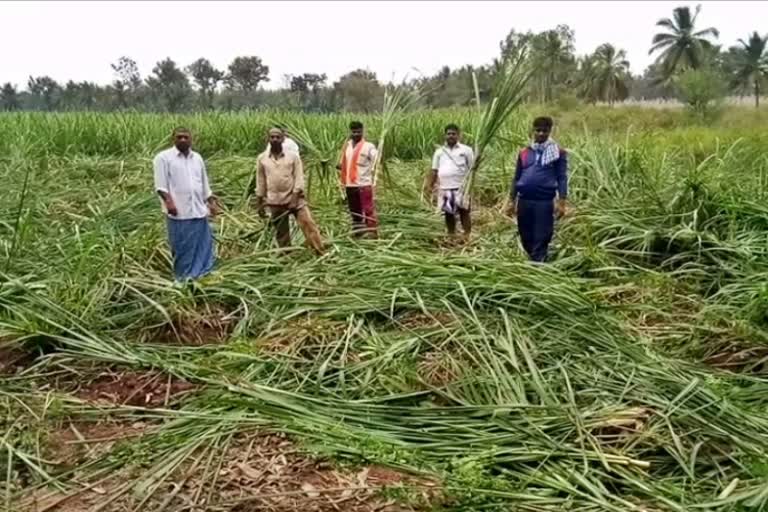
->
[0,344,38,375]
[71,368,198,407]
[191,432,440,512]
[20,419,153,512]
[34,361,200,408]
[22,432,442,512]
[44,419,152,469]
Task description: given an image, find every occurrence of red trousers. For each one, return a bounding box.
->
[345,186,378,237]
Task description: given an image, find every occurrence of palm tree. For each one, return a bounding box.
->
[731,32,768,107]
[584,44,631,105]
[577,56,597,103]
[530,26,576,103]
[649,5,719,81]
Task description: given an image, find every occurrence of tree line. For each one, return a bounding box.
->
[1,5,766,113]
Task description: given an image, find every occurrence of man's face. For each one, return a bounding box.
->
[269,130,284,150]
[174,131,191,153]
[533,125,551,144]
[445,129,459,146]
[351,127,363,142]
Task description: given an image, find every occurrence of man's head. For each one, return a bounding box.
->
[532,117,553,144]
[275,124,288,137]
[268,127,284,152]
[349,121,364,143]
[173,127,192,153]
[444,123,460,146]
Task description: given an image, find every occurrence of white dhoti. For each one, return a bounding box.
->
[439,189,468,215]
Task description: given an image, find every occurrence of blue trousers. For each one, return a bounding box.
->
[517,198,554,262]
[167,217,215,280]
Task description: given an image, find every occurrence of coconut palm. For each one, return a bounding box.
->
[731,31,768,107]
[649,5,719,80]
[530,26,576,103]
[583,44,631,105]
[577,56,597,103]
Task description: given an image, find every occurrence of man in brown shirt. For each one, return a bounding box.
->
[254,128,325,255]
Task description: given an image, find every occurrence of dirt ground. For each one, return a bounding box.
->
[0,344,38,375]
[21,431,442,512]
[71,369,198,408]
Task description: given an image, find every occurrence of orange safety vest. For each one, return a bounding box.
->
[340,139,367,186]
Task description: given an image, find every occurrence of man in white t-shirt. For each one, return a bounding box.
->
[425,123,474,238]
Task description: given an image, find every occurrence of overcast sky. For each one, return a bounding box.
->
[1,1,766,89]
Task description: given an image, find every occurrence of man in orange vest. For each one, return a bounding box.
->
[337,121,379,238]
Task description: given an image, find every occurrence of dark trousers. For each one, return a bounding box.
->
[345,186,378,237]
[517,198,554,262]
[445,208,471,235]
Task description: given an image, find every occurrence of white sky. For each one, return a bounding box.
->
[1,1,765,89]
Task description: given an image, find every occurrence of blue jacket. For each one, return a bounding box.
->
[511,146,568,201]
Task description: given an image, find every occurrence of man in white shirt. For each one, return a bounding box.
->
[426,123,475,238]
[264,126,299,156]
[337,121,379,238]
[153,127,220,280]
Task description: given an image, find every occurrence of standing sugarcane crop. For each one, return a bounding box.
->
[254,128,325,255]
[153,127,221,281]
[336,121,379,239]
[506,116,569,263]
[424,123,475,240]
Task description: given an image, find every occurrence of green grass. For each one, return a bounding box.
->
[2,106,768,511]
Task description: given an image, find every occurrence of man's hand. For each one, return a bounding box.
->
[252,196,268,219]
[423,172,438,203]
[289,190,304,209]
[422,183,434,202]
[505,200,517,218]
[164,198,178,217]
[208,198,222,218]
[556,198,567,219]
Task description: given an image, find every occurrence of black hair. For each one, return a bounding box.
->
[532,116,554,129]
[173,126,191,135]
[444,123,460,133]
[349,121,364,130]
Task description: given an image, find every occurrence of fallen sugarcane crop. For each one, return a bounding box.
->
[3,107,768,511]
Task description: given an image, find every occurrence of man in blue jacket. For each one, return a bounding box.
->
[506,117,568,262]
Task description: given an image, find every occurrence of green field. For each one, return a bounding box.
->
[3,107,768,511]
